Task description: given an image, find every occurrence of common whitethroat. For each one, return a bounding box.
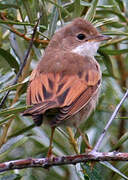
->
[23,18,111,156]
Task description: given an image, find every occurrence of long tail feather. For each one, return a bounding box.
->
[23,101,57,116]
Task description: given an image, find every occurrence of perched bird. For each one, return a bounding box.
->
[23,18,110,156]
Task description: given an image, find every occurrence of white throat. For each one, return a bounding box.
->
[71,41,100,57]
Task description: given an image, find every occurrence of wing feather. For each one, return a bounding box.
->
[24,67,101,125]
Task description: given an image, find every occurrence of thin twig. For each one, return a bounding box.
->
[92,89,128,152]
[0,17,40,108]
[0,12,49,45]
[1,151,128,172]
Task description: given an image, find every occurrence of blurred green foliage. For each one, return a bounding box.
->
[0,0,128,179]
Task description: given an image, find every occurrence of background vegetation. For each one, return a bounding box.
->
[0,0,128,179]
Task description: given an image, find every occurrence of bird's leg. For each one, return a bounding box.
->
[77,128,92,150]
[77,128,95,169]
[66,127,79,154]
[47,127,55,159]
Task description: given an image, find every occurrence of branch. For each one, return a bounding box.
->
[92,89,128,152]
[0,12,49,45]
[1,152,128,172]
[0,16,40,108]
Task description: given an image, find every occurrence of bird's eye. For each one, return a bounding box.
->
[77,34,86,40]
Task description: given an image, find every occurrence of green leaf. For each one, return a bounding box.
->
[38,0,48,32]
[98,49,114,77]
[80,1,90,7]
[103,30,128,36]
[8,124,35,138]
[73,0,81,17]
[111,132,128,151]
[81,163,103,180]
[0,48,19,73]
[101,162,128,180]
[48,1,59,38]
[0,20,46,29]
[0,106,30,116]
[115,0,125,11]
[0,78,28,94]
[107,0,121,12]
[97,9,127,22]
[101,37,128,48]
[84,0,99,22]
[94,17,117,28]
[99,48,128,55]
[1,174,21,180]
[48,0,70,17]
[0,3,18,9]
[0,114,15,125]
[0,135,28,159]
[22,0,34,23]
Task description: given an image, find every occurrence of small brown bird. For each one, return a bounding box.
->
[23,18,110,156]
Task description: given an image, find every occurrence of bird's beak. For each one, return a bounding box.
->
[87,35,112,42]
[94,35,112,42]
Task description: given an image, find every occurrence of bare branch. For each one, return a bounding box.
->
[0,16,40,108]
[92,89,128,152]
[1,152,128,172]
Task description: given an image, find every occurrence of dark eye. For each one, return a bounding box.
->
[77,34,86,40]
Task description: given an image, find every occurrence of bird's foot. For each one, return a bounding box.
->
[67,127,79,154]
[47,146,54,159]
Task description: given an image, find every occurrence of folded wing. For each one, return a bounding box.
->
[23,64,101,126]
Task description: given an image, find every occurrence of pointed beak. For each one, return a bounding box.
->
[94,35,112,42]
[87,35,112,42]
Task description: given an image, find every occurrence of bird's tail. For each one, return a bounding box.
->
[22,101,57,126]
